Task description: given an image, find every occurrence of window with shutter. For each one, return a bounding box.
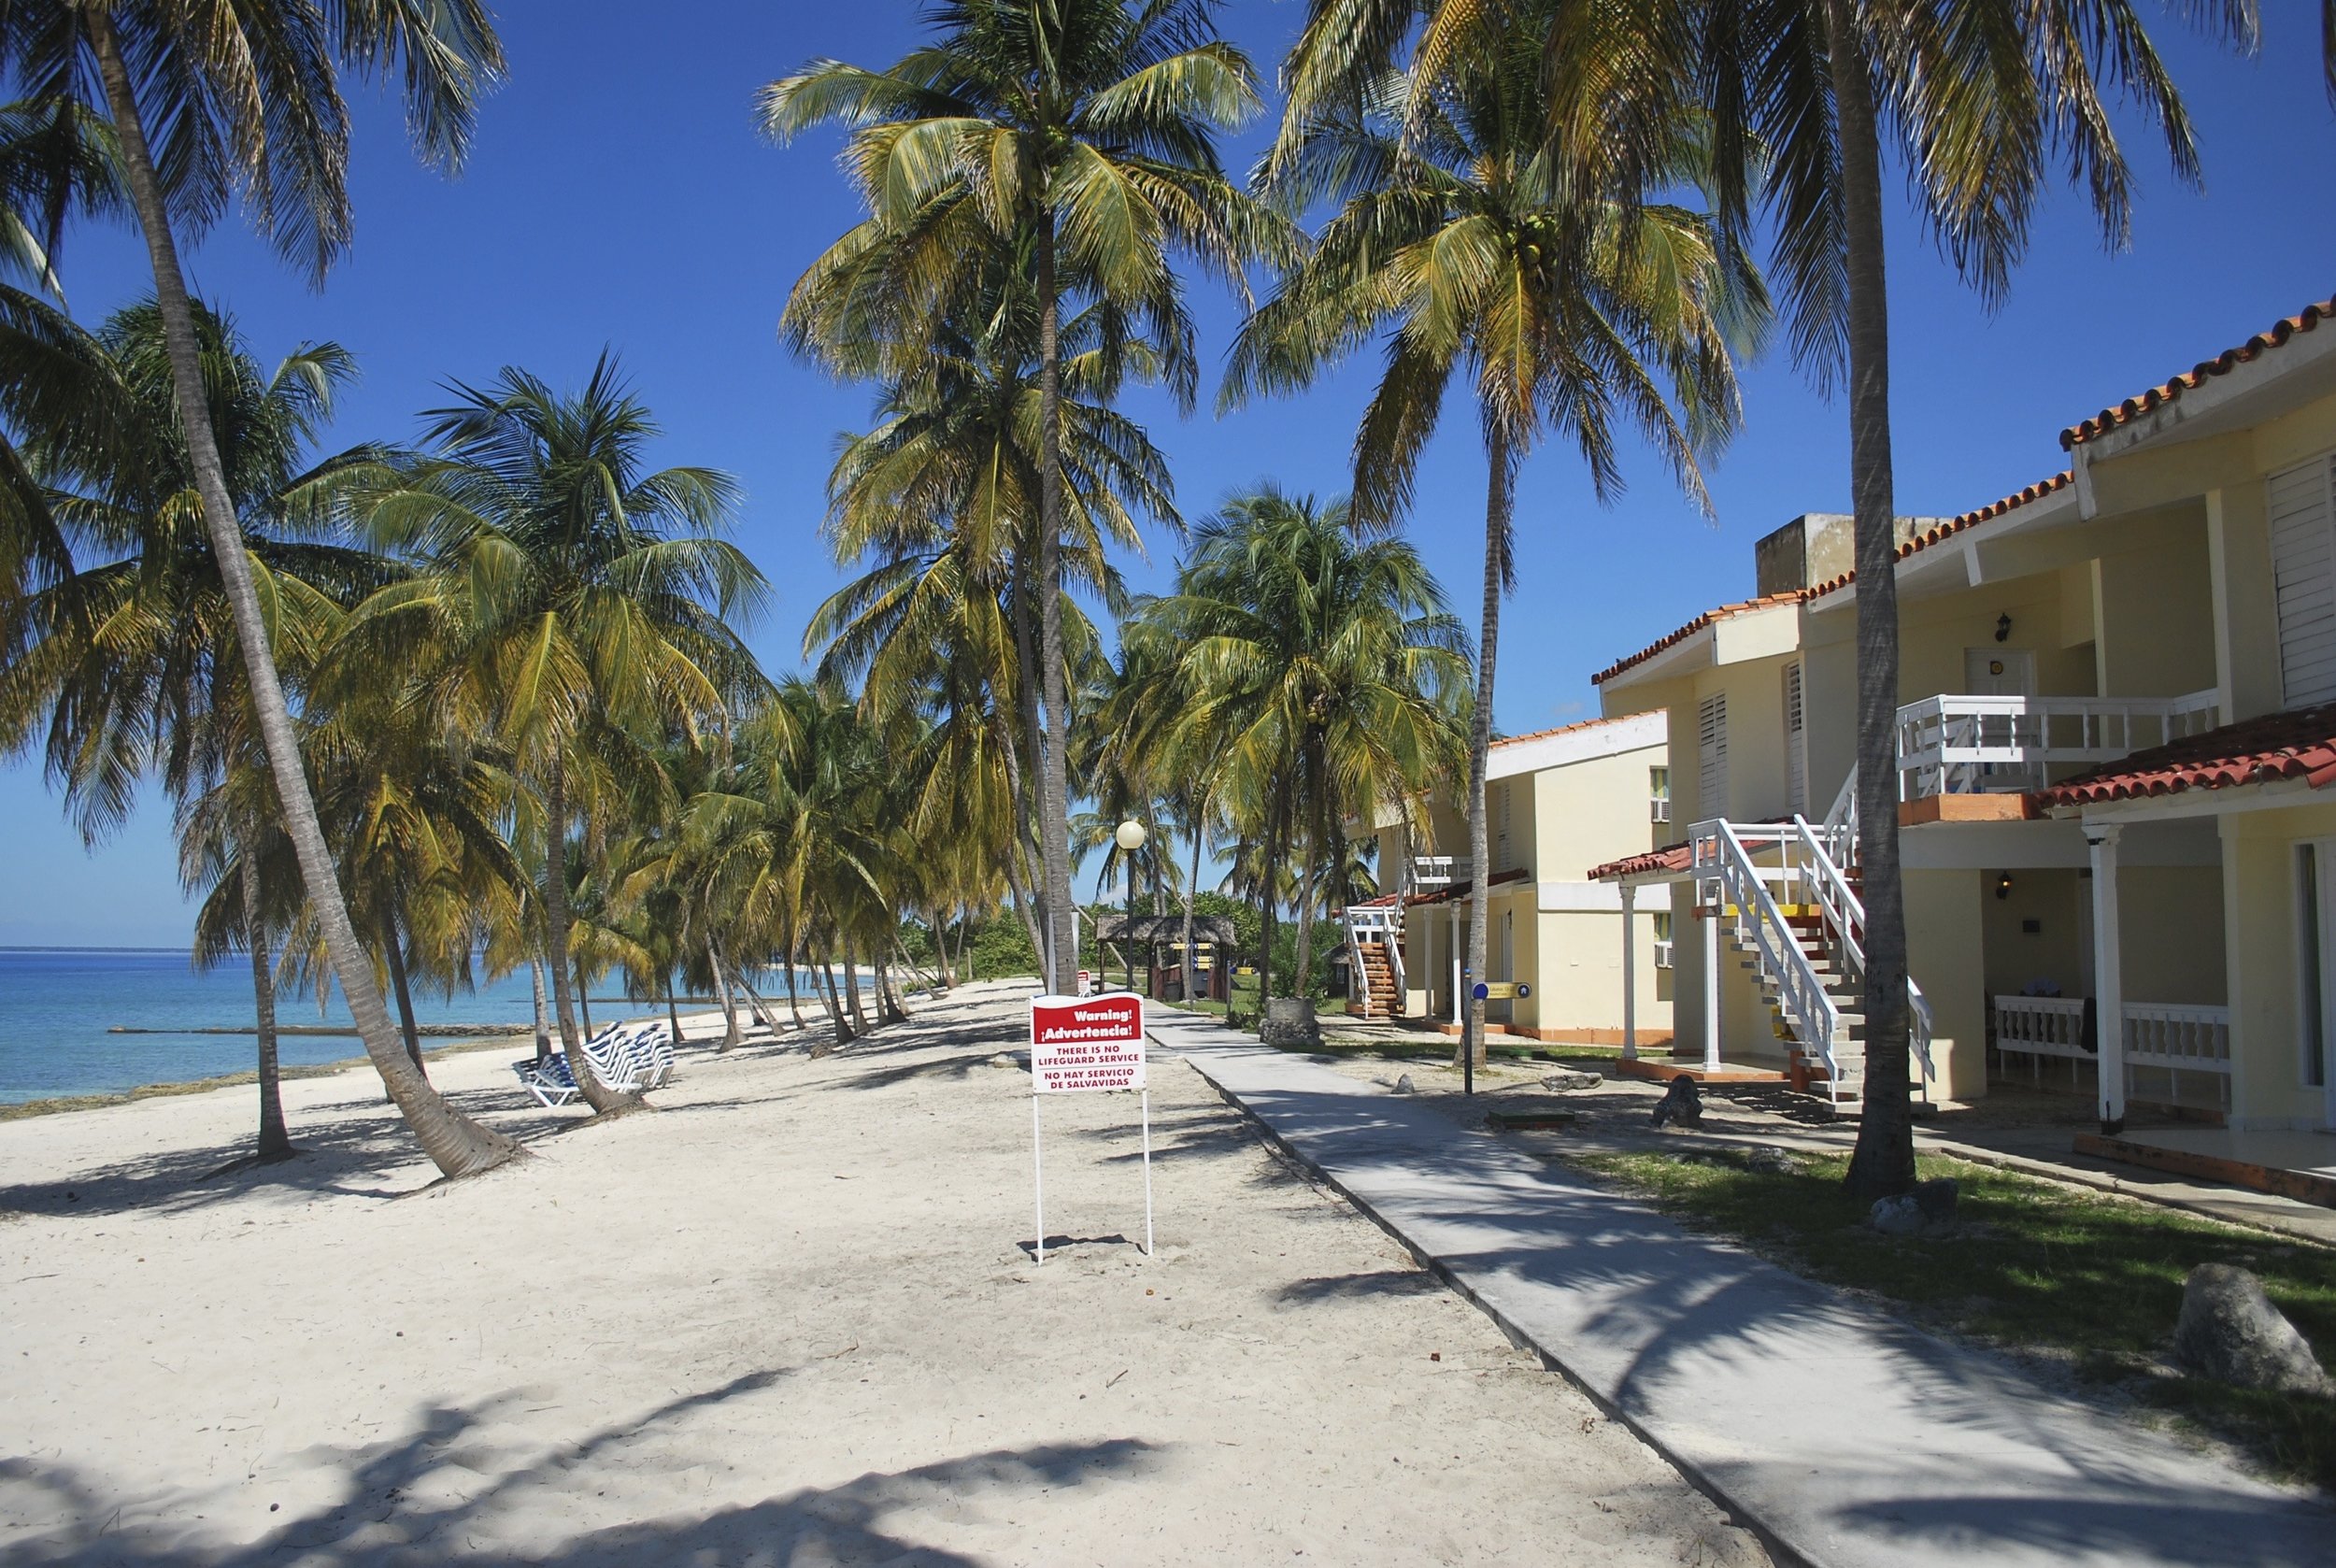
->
[1697,692,1728,820]
[1784,662,1808,816]
[2270,453,2336,709]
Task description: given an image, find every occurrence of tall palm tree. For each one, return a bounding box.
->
[1146,486,1468,1008]
[1234,26,1755,1064]
[805,301,1173,964]
[1698,0,2245,1195]
[0,299,402,1162]
[0,0,518,1177]
[344,357,769,1114]
[764,0,1283,992]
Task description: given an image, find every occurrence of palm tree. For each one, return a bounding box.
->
[1146,485,1469,1010]
[0,300,406,1162]
[805,302,1173,965]
[0,1,520,1177]
[344,357,768,1114]
[764,0,1283,992]
[1235,27,1754,1065]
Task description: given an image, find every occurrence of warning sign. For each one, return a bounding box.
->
[1029,993,1146,1093]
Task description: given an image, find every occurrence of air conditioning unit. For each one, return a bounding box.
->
[1650,799,1672,824]
[1652,940,1674,970]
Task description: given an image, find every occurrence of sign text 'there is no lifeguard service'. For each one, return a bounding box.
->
[1028,994,1146,1093]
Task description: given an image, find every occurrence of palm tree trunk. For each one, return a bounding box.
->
[541,753,634,1115]
[531,960,552,1061]
[708,935,743,1051]
[575,962,594,1036]
[1294,776,1322,997]
[735,967,783,1033]
[1183,796,1203,1004]
[239,848,292,1162]
[81,8,520,1181]
[843,935,870,1033]
[1462,430,1513,1073]
[1260,794,1288,1005]
[385,924,427,1078]
[667,971,683,1042]
[818,955,854,1045]
[1033,211,1077,997]
[1005,578,1052,976]
[931,909,956,989]
[1829,0,1916,1201]
[784,934,806,1028]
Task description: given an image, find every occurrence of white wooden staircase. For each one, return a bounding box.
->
[1691,775,1934,1112]
[1343,901,1406,1020]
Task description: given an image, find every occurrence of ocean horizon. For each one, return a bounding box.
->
[0,947,831,1105]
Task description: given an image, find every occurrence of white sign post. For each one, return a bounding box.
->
[1027,991,1153,1262]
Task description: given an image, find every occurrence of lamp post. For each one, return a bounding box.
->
[1115,820,1147,993]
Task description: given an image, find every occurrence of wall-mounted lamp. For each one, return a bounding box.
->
[1994,612,2013,644]
[1995,872,2015,901]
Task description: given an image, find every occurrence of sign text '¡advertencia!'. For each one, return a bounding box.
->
[1028,994,1146,1093]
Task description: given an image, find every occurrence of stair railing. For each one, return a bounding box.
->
[1789,794,1936,1094]
[1692,818,1844,1091]
[1343,905,1406,1014]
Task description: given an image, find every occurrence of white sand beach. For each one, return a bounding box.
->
[0,982,1763,1565]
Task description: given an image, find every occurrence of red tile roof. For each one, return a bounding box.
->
[2061,295,2336,449]
[1803,472,2073,600]
[2035,703,2336,808]
[1590,592,1804,687]
[1588,842,1693,881]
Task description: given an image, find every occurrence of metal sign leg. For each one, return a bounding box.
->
[1032,1093,1045,1265]
[1141,1089,1155,1257]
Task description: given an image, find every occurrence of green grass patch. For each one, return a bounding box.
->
[1569,1147,2336,1490]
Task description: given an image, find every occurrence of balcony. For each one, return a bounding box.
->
[1895,690,2222,802]
[1409,855,1471,889]
[1992,995,2230,1111]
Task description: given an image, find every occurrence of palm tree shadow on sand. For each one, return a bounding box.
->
[0,1371,1164,1567]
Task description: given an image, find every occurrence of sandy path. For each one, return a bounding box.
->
[0,983,1764,1565]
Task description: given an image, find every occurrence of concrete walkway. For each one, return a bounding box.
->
[1147,1013,2332,1568]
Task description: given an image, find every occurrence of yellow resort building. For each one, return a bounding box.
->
[1343,711,1674,1046]
[1587,292,2336,1189]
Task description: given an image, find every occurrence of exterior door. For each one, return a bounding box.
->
[1963,647,2038,791]
[2298,840,2336,1128]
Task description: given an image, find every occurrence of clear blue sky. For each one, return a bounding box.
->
[2,2,2329,948]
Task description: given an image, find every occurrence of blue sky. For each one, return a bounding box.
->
[2,1,2330,948]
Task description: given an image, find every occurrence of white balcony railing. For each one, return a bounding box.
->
[1896,689,2221,801]
[1990,996,2229,1109]
[1410,855,1470,889]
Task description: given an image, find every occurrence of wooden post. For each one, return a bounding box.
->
[1621,883,1638,1062]
[2087,823,2126,1133]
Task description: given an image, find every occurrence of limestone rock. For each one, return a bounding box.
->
[1741,1146,1801,1176]
[1390,1074,1417,1095]
[1870,1178,1958,1236]
[2174,1264,2333,1395]
[1541,1069,1603,1092]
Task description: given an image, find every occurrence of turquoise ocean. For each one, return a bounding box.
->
[0,948,818,1105]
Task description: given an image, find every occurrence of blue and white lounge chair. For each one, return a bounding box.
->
[512,1052,581,1107]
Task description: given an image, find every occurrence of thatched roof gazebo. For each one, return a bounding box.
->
[1093,913,1236,1002]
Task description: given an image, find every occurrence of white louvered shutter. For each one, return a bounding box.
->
[1697,692,1729,820]
[1784,662,1808,816]
[2271,453,2336,708]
